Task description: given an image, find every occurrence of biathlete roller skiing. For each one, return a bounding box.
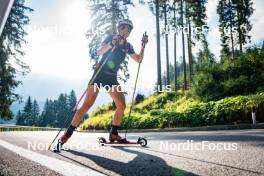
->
[50,19,148,152]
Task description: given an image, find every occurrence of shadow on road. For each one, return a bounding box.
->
[59,147,197,176]
[143,148,263,175]
[143,132,264,142]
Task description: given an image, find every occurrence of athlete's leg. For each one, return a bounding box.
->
[107,85,126,141]
[60,85,100,144]
[71,85,100,127]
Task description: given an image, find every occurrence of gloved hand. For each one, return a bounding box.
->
[92,63,101,70]
[142,34,148,43]
[111,35,119,47]
[111,35,126,47]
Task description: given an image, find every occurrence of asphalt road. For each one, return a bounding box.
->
[0,129,263,176]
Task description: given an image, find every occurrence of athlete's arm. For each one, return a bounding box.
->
[96,43,112,56]
[130,53,143,63]
[130,45,145,63]
[129,34,148,63]
[96,35,117,56]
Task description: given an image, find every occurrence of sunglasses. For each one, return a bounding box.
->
[119,25,132,33]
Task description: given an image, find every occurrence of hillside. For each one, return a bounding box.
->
[80,91,264,130]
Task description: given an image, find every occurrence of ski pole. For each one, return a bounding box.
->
[125,32,148,138]
[47,89,86,151]
[48,46,117,151]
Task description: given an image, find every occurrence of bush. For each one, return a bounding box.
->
[191,46,264,101]
[80,91,264,130]
[135,93,145,104]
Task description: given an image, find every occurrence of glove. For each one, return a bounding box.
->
[111,35,126,47]
[92,63,101,70]
[142,34,148,45]
[111,35,119,47]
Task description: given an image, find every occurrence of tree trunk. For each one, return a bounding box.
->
[228,0,235,59]
[111,0,117,34]
[186,12,193,84]
[236,8,243,53]
[174,32,177,89]
[164,4,170,86]
[252,107,256,125]
[181,0,187,90]
[155,0,162,93]
[173,2,177,90]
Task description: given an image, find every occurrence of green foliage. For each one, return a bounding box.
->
[87,0,133,83]
[134,92,178,111]
[16,90,78,127]
[217,0,254,57]
[0,0,33,120]
[191,46,264,101]
[135,93,145,104]
[40,90,77,128]
[16,96,39,126]
[90,103,113,117]
[80,91,264,130]
[80,111,114,130]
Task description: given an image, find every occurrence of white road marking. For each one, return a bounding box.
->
[0,139,105,176]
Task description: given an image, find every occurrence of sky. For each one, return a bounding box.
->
[14,0,264,114]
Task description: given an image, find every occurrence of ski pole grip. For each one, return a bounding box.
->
[141,31,148,49]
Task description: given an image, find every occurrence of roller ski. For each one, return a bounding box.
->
[98,133,147,147]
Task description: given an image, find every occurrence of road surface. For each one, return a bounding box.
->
[0,129,263,175]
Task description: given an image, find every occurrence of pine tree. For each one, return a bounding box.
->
[160,0,171,85]
[67,90,77,125]
[169,0,187,89]
[147,0,162,93]
[39,91,78,128]
[0,0,33,120]
[218,0,236,59]
[156,0,162,93]
[180,0,187,90]
[21,96,33,126]
[217,0,253,59]
[37,114,45,127]
[233,0,254,53]
[68,90,77,108]
[32,100,40,126]
[56,94,69,128]
[16,110,24,125]
[172,1,178,89]
[41,99,54,127]
[185,2,193,83]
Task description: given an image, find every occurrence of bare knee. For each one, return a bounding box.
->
[116,102,126,111]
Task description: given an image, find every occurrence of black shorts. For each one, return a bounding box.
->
[90,70,120,89]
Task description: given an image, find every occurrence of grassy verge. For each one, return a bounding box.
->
[0,125,60,132]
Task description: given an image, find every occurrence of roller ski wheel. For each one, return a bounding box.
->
[137,137,147,147]
[53,139,63,153]
[98,137,107,146]
[98,137,147,147]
